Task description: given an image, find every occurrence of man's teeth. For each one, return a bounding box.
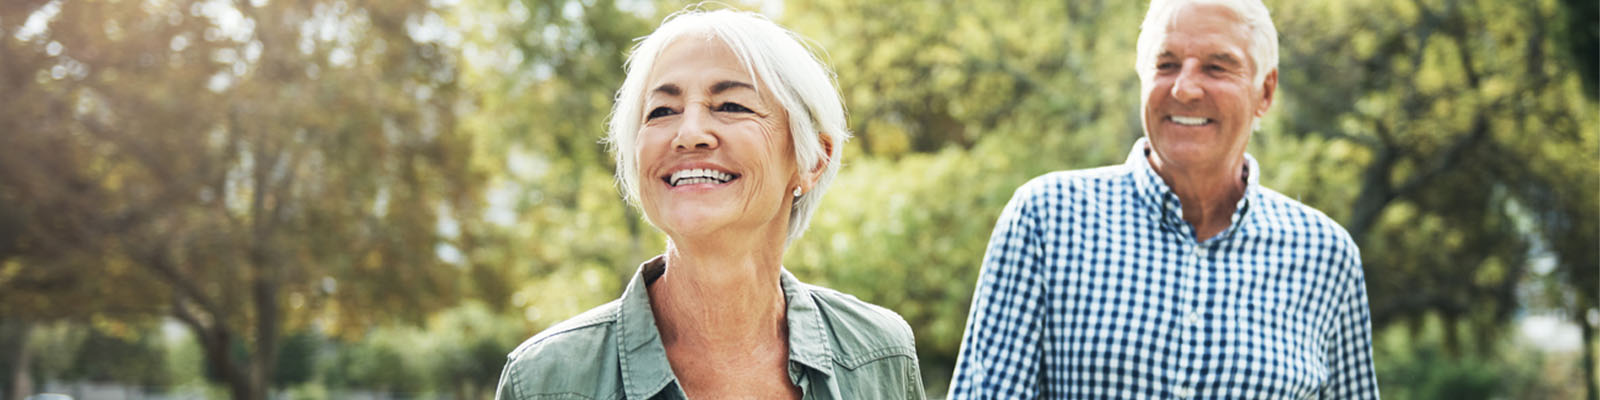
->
[1171,116,1210,126]
[669,168,735,187]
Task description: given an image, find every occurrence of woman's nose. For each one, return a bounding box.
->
[671,107,720,150]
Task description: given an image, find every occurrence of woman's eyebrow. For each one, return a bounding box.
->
[710,80,755,94]
[652,83,681,96]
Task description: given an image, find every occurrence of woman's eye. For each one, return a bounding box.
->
[716,102,752,113]
[1157,62,1179,71]
[646,107,677,120]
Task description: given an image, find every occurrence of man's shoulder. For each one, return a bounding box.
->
[1011,164,1136,202]
[500,300,624,398]
[800,283,919,366]
[1030,164,1133,188]
[1252,186,1359,248]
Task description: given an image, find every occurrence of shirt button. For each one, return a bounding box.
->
[1185,312,1200,326]
[1175,386,1194,398]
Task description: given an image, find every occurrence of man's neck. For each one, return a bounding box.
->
[1147,152,1247,242]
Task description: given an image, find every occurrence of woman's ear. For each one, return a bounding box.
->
[800,133,834,192]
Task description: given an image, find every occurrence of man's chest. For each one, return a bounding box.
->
[1033,225,1338,397]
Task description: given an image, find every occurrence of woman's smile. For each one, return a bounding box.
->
[662,166,741,189]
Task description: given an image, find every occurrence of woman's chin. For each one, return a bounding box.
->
[658,213,737,239]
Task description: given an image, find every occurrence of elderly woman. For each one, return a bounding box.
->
[495,8,926,400]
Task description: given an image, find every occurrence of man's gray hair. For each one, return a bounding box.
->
[1135,0,1280,88]
[605,8,850,245]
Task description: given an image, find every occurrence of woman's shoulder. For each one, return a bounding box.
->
[798,283,918,363]
[509,300,622,357]
[498,300,625,398]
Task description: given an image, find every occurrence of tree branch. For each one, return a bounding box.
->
[1393,114,1490,198]
[138,245,225,326]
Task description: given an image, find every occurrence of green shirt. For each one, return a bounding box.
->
[495,256,927,400]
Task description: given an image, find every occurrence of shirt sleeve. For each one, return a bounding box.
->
[907,355,929,399]
[494,353,522,400]
[948,182,1048,399]
[1320,243,1380,399]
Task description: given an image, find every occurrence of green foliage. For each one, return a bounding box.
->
[1373,314,1589,400]
[272,332,319,387]
[1263,0,1598,340]
[453,0,665,322]
[64,328,172,387]
[324,338,423,393]
[2,0,491,397]
[321,301,525,397]
[1,0,1594,397]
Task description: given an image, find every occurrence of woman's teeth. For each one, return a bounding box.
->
[669,168,735,187]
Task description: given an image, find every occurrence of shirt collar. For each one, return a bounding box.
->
[616,255,676,399]
[1126,137,1260,244]
[614,256,837,398]
[780,267,836,377]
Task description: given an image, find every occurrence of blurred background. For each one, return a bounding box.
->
[1,0,1595,398]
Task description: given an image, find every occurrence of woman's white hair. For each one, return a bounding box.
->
[605,7,850,245]
[1135,0,1280,88]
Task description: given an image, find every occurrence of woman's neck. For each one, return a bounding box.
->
[647,239,800,398]
[649,240,789,348]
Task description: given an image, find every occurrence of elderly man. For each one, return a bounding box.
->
[947,0,1379,398]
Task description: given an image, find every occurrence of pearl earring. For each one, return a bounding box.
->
[793,187,802,197]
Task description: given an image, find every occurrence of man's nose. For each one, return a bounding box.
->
[1171,61,1204,103]
[671,107,720,151]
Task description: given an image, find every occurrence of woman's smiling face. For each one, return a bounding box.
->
[635,35,800,242]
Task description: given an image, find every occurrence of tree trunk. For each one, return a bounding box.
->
[251,261,279,400]
[176,300,267,400]
[1346,146,1398,242]
[7,321,34,400]
[1582,306,1597,400]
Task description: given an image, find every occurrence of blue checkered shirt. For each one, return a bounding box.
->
[948,139,1378,399]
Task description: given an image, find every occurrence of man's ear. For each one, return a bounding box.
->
[1255,68,1278,118]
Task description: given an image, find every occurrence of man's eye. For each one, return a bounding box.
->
[716,103,752,113]
[646,107,677,120]
[1157,62,1179,70]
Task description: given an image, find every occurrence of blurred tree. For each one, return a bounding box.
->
[322,337,422,395]
[784,0,1145,158]
[779,2,1150,388]
[270,331,318,387]
[0,1,486,399]
[1266,0,1596,373]
[0,320,38,399]
[419,302,525,399]
[1558,0,1598,100]
[453,0,669,330]
[3,0,1575,396]
[425,0,1594,396]
[782,0,1596,394]
[63,325,173,388]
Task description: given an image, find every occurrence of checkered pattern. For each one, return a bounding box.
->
[948,139,1378,399]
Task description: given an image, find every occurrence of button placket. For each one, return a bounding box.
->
[1174,386,1195,398]
[1172,242,1205,400]
[1177,244,1208,399]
